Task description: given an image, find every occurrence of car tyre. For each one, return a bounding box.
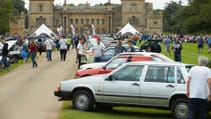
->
[171,98,189,119]
[72,90,94,111]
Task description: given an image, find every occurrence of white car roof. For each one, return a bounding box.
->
[118,52,174,62]
[126,61,191,67]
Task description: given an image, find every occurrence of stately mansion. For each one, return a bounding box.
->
[10,0,163,36]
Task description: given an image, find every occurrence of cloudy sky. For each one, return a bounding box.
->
[24,0,188,9]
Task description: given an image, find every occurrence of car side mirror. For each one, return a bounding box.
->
[102,66,106,70]
[105,75,112,81]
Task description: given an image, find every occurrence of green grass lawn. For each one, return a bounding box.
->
[0,60,24,76]
[59,43,211,119]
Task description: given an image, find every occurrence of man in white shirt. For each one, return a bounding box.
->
[92,38,104,62]
[44,36,55,61]
[59,36,67,61]
[187,56,211,119]
[76,38,84,69]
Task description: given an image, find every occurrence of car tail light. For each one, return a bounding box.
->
[57,85,61,91]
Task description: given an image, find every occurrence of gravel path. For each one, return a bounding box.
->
[0,50,77,119]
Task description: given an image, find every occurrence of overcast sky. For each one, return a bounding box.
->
[24,0,188,9]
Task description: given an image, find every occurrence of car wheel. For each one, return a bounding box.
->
[171,98,189,119]
[72,90,94,111]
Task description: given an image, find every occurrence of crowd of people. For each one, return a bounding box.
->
[1,33,211,70]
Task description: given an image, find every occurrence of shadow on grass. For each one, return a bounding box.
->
[62,102,211,119]
[63,103,173,119]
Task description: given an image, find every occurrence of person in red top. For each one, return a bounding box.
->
[29,40,38,68]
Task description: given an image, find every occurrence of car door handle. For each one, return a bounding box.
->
[132,83,140,86]
[166,84,175,88]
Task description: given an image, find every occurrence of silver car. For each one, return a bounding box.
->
[54,61,209,119]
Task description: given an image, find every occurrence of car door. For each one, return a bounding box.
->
[140,65,176,107]
[102,65,144,104]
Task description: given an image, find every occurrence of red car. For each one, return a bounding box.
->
[75,55,152,77]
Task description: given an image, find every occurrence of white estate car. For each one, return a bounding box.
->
[79,52,174,70]
[54,61,206,119]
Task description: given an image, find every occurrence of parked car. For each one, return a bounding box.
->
[140,39,162,53]
[79,52,174,70]
[0,40,21,63]
[101,44,140,62]
[54,61,203,119]
[75,55,152,77]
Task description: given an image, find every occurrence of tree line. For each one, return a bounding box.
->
[163,0,211,34]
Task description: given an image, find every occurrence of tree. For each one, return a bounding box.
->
[13,0,27,15]
[163,1,185,33]
[0,0,14,33]
[183,0,211,33]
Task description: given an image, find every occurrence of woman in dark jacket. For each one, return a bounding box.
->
[29,40,38,68]
[2,40,9,69]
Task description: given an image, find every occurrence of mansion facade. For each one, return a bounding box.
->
[28,0,163,35]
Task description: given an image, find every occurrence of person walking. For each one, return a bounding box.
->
[37,39,43,56]
[196,35,204,54]
[59,36,67,61]
[127,40,135,52]
[44,36,55,62]
[66,36,72,51]
[76,38,84,69]
[114,40,126,56]
[20,38,29,63]
[207,35,211,53]
[92,38,104,62]
[172,37,183,62]
[187,56,211,119]
[29,40,38,68]
[1,39,9,69]
[163,36,171,55]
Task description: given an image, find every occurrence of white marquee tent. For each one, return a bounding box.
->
[33,24,55,36]
[117,23,141,35]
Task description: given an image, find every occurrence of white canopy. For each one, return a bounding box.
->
[117,23,141,35]
[33,24,55,36]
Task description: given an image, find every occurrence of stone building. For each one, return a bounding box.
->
[29,0,163,35]
[9,13,25,36]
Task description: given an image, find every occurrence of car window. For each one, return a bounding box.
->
[185,65,193,72]
[144,66,175,83]
[111,65,144,81]
[177,67,185,84]
[106,58,127,69]
[104,48,114,56]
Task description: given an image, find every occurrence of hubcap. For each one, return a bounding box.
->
[175,102,189,118]
[75,94,89,109]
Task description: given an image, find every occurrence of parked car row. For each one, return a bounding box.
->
[54,38,210,119]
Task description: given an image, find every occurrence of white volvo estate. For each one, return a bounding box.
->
[54,61,210,119]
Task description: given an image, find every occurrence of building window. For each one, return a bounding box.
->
[102,19,105,25]
[97,19,100,25]
[91,18,95,24]
[70,19,73,24]
[81,18,84,24]
[75,19,79,25]
[154,21,158,25]
[38,4,44,12]
[86,18,89,24]
[130,3,137,12]
[36,16,46,25]
[129,16,138,25]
